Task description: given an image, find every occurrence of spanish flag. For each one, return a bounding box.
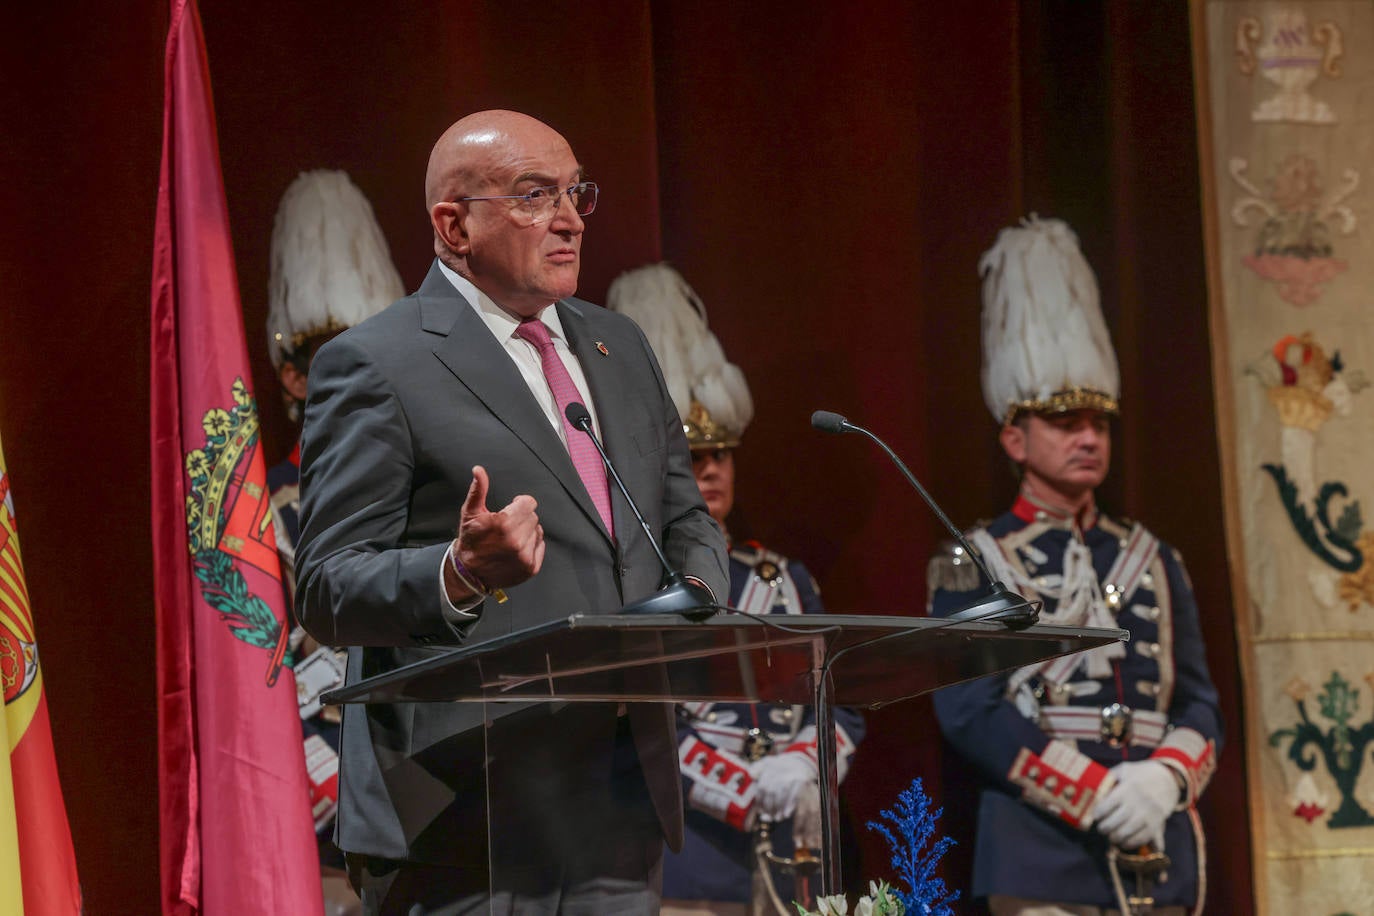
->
[150,1,322,912]
[0,438,81,915]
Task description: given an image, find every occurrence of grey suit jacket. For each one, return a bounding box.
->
[296,261,728,866]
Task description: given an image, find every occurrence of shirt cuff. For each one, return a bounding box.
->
[683,574,717,605]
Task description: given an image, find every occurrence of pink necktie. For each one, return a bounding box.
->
[514,318,615,538]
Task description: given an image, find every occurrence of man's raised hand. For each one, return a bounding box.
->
[448,466,545,599]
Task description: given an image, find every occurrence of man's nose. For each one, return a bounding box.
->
[549,192,584,233]
[1077,425,1105,447]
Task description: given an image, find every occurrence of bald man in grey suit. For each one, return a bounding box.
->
[296,110,729,914]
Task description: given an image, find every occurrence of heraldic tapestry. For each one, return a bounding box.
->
[1195,2,1374,913]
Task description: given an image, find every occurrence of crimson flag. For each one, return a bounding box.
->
[150,1,322,912]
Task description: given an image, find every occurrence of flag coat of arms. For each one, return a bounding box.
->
[0,438,82,916]
[150,1,322,912]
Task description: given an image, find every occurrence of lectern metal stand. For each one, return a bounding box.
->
[325,612,1125,898]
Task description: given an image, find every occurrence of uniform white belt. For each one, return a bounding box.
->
[690,720,750,755]
[1038,705,1169,748]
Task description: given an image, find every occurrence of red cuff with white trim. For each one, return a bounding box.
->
[1151,726,1216,808]
[1007,740,1115,830]
[679,735,756,830]
[304,733,339,832]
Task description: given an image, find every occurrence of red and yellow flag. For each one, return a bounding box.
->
[150,1,322,912]
[0,438,81,916]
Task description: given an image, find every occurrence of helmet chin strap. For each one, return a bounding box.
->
[1020,474,1096,521]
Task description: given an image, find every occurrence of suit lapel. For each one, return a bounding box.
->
[418,266,611,545]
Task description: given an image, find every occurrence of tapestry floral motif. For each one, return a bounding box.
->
[1270,672,1374,829]
[1231,155,1358,306]
[1248,333,1371,609]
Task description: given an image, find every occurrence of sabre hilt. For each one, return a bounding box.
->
[1107,845,1172,915]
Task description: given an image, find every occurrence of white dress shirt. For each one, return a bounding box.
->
[437,262,605,443]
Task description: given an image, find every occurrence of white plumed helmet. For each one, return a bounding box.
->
[266,170,404,371]
[979,215,1120,425]
[606,263,753,450]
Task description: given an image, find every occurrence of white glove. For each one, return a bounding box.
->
[752,751,817,821]
[1093,760,1180,850]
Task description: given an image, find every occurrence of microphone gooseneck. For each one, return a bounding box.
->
[809,409,1038,629]
[565,402,715,619]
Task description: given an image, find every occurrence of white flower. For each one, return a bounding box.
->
[816,895,850,916]
[799,878,907,916]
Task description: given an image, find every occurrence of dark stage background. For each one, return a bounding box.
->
[0,2,1251,912]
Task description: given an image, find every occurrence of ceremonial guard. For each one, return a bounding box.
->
[263,170,403,915]
[608,264,865,916]
[927,218,1222,915]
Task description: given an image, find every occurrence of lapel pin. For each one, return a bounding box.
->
[595,341,609,357]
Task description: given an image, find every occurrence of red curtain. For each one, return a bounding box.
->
[0,1,1250,911]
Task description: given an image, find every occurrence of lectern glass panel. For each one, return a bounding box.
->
[323,612,1126,903]
[326,613,1123,709]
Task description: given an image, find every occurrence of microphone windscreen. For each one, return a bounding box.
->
[564,402,593,430]
[810,410,849,434]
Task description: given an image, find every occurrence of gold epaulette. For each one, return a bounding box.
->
[926,539,983,600]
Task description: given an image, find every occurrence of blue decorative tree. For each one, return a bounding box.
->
[866,778,959,916]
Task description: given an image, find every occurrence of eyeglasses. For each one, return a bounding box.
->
[459,181,598,224]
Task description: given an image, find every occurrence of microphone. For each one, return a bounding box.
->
[565,402,716,619]
[809,410,1038,629]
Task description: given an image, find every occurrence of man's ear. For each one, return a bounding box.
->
[280,361,309,402]
[999,422,1028,464]
[430,201,470,255]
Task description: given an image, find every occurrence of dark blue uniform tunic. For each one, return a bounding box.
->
[928,496,1221,909]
